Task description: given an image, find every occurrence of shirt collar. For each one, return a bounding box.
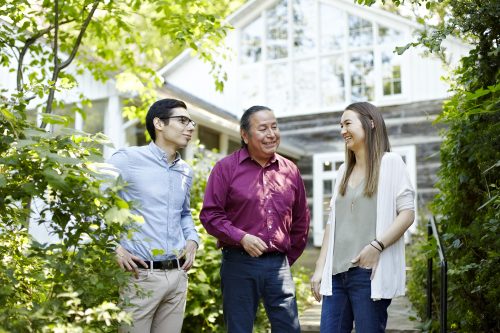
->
[148,141,181,164]
[239,147,279,166]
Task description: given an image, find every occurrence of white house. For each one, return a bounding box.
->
[157,0,469,245]
[3,0,469,245]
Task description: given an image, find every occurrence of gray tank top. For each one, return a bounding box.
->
[332,180,377,274]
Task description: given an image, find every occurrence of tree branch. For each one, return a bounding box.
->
[16,19,76,92]
[59,1,100,70]
[41,0,101,128]
[43,0,61,120]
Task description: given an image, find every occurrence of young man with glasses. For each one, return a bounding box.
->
[107,98,198,333]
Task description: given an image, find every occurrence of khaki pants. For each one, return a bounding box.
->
[120,268,188,333]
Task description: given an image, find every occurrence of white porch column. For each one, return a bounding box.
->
[103,95,123,158]
[219,133,229,155]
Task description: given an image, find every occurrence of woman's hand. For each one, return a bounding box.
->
[310,269,323,302]
[351,242,381,280]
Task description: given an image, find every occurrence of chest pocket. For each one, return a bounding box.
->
[269,172,296,217]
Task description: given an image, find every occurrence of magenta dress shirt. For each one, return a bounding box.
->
[200,148,310,265]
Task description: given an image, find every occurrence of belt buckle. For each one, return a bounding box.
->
[161,259,172,270]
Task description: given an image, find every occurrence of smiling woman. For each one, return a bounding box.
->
[311,102,415,332]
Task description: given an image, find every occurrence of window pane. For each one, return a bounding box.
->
[82,100,106,134]
[348,15,373,47]
[198,125,220,151]
[378,25,403,44]
[321,56,345,106]
[381,51,402,95]
[320,4,345,52]
[240,66,260,108]
[293,0,316,57]
[228,139,241,154]
[350,51,374,101]
[241,16,263,64]
[323,180,332,195]
[125,122,147,146]
[266,62,290,111]
[293,59,317,108]
[266,0,288,59]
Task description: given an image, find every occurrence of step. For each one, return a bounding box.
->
[300,296,420,333]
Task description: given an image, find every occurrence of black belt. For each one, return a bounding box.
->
[222,247,284,258]
[139,258,185,270]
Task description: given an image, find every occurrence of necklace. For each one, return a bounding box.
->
[350,182,364,212]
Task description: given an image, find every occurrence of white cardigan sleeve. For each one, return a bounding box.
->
[371,152,415,299]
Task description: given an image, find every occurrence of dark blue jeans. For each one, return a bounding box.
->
[320,267,391,333]
[220,248,300,333]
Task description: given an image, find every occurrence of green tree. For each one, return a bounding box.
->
[0,0,240,331]
[358,0,499,331]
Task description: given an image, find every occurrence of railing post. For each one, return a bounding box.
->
[427,222,433,321]
[441,261,448,333]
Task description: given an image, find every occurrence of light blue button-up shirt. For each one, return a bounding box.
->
[107,142,199,261]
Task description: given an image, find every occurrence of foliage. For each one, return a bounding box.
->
[359,0,500,331]
[0,93,140,331]
[0,0,237,120]
[0,0,242,331]
[430,83,499,331]
[183,147,314,332]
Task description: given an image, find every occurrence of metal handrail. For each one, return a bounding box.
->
[427,216,448,333]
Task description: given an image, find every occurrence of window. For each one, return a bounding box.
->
[241,16,263,64]
[293,58,317,108]
[348,15,373,47]
[198,125,220,152]
[378,25,403,44]
[238,0,406,114]
[320,4,345,52]
[82,100,106,134]
[292,0,317,57]
[266,0,288,60]
[382,51,402,95]
[266,62,290,111]
[350,51,374,101]
[320,55,345,106]
[125,121,147,146]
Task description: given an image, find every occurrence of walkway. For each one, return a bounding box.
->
[300,296,420,332]
[295,246,421,332]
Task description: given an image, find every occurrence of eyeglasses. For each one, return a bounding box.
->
[160,116,196,128]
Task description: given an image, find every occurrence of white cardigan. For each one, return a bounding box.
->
[319,152,415,299]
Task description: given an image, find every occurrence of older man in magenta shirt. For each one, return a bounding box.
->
[200,105,310,333]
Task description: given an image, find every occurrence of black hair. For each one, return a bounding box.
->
[240,105,272,147]
[146,98,187,142]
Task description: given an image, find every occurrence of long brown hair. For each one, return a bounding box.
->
[339,102,391,197]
